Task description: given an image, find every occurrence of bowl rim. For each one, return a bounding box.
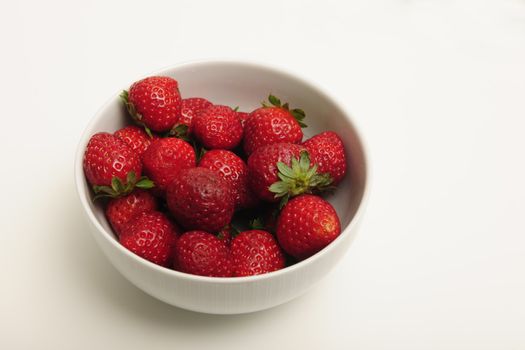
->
[74,58,371,284]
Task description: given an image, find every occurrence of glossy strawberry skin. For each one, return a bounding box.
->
[128,76,181,132]
[166,167,234,232]
[173,231,232,277]
[303,131,347,184]
[198,149,258,209]
[247,142,305,202]
[105,190,157,235]
[83,132,142,187]
[276,195,341,260]
[237,111,250,128]
[114,125,156,157]
[243,107,303,155]
[192,105,243,150]
[231,230,285,277]
[120,211,179,267]
[178,97,213,129]
[142,138,196,193]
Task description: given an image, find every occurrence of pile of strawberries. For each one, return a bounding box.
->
[83,76,347,277]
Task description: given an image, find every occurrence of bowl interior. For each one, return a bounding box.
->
[77,61,367,265]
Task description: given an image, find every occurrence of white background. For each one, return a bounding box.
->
[1,0,524,349]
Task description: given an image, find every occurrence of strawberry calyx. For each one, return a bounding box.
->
[217,224,240,241]
[249,217,265,230]
[262,94,307,128]
[166,123,190,141]
[120,90,154,138]
[269,151,333,208]
[165,124,206,161]
[92,171,154,201]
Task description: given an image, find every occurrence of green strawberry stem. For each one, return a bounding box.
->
[120,90,153,138]
[92,171,155,201]
[220,224,241,240]
[166,123,190,141]
[269,151,333,208]
[249,217,265,230]
[262,94,307,128]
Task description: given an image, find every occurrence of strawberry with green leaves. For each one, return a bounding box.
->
[83,132,154,200]
[247,143,332,206]
[243,95,306,155]
[121,76,182,134]
[269,150,334,207]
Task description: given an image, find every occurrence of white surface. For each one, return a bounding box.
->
[1,0,524,348]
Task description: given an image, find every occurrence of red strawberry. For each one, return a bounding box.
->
[105,190,157,235]
[83,132,152,199]
[237,111,250,128]
[121,76,181,133]
[276,195,341,260]
[247,143,303,202]
[166,167,234,232]
[179,97,213,129]
[114,125,156,157]
[192,105,243,150]
[142,138,196,193]
[231,230,285,277]
[248,143,334,205]
[120,211,179,267]
[173,231,232,277]
[198,149,258,209]
[243,95,305,155]
[303,131,347,184]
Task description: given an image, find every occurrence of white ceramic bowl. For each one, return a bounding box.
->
[74,60,369,314]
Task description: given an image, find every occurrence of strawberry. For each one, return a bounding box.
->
[114,125,156,157]
[173,230,232,277]
[243,95,306,155]
[166,167,234,232]
[236,111,250,128]
[121,76,181,133]
[105,190,157,235]
[247,143,332,205]
[231,230,285,277]
[142,138,196,193]
[198,149,258,209]
[192,105,243,150]
[120,211,179,267]
[303,131,347,185]
[247,142,303,203]
[83,132,153,199]
[276,195,341,260]
[179,97,213,129]
[167,97,214,139]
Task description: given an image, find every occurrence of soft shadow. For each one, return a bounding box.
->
[60,181,314,332]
